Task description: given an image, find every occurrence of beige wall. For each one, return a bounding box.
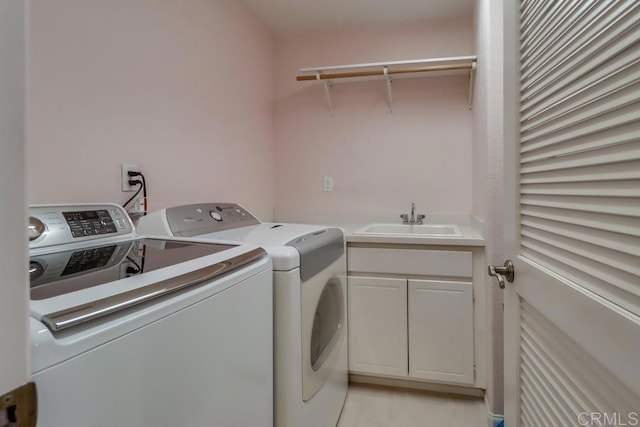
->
[273,18,474,223]
[28,0,275,220]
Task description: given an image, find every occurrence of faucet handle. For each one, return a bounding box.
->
[400,214,409,224]
[416,214,426,224]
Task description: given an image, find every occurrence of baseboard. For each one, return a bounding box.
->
[484,393,504,427]
[349,374,484,398]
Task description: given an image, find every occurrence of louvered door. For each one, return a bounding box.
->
[503,1,640,425]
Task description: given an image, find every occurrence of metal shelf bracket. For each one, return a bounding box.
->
[317,72,334,115]
[468,61,477,110]
[384,66,393,113]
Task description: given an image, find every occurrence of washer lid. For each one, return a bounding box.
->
[29,240,266,332]
[30,238,241,300]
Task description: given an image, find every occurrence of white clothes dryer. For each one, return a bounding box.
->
[138,203,348,427]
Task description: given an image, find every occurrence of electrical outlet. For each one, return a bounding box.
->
[121,164,139,192]
[126,198,145,217]
[323,176,333,192]
[134,197,145,213]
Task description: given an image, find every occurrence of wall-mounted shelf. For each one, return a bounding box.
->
[296,55,477,114]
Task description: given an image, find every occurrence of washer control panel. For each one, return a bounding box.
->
[163,203,260,237]
[29,203,135,249]
[63,210,118,237]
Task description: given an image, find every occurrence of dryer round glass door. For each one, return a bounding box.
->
[301,257,347,402]
[310,277,344,372]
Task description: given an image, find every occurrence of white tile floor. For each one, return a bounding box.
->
[337,383,488,427]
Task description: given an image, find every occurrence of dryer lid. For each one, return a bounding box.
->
[286,228,344,281]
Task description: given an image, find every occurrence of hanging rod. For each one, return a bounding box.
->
[296,62,474,81]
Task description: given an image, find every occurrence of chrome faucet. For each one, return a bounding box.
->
[400,203,426,225]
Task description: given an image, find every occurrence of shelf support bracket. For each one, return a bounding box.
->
[317,72,334,115]
[384,66,393,113]
[468,61,477,110]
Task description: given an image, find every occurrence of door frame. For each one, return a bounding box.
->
[502,0,520,423]
[0,0,29,398]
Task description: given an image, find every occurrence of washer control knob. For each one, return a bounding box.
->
[29,261,45,280]
[209,211,223,221]
[28,217,47,241]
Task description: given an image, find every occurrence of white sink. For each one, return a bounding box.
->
[354,223,463,237]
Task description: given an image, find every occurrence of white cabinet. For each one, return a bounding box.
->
[408,279,474,385]
[347,246,479,387]
[348,248,472,277]
[348,277,407,376]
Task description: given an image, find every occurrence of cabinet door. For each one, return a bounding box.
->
[348,276,408,377]
[408,279,474,385]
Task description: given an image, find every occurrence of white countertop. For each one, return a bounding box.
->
[342,223,484,246]
[309,215,484,247]
[277,215,485,247]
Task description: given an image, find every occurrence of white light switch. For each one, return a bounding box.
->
[323,176,333,192]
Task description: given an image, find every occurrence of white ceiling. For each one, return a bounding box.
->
[237,0,475,35]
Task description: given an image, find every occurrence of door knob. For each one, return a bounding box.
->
[487,260,515,289]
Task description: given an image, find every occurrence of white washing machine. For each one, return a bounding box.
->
[137,203,348,427]
[28,203,273,427]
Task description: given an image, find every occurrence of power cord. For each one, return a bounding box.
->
[122,179,142,208]
[124,256,142,275]
[122,171,147,215]
[124,254,146,275]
